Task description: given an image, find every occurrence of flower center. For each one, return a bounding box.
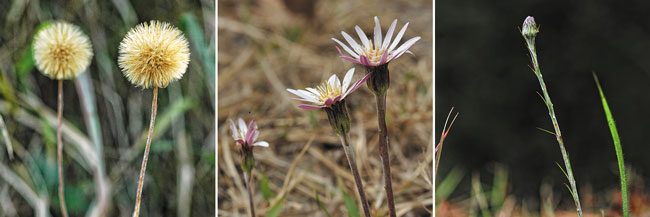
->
[361,40,386,64]
[315,80,342,103]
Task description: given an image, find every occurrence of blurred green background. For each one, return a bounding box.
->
[0,0,214,216]
[436,0,650,214]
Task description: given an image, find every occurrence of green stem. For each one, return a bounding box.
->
[525,37,583,217]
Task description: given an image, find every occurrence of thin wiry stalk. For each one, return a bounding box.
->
[435,107,458,176]
[374,93,397,217]
[339,133,371,217]
[132,87,158,217]
[243,172,255,217]
[57,80,69,217]
[0,113,13,160]
[523,33,583,217]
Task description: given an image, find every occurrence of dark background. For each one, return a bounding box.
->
[436,0,650,203]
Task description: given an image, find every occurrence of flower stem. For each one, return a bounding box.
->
[243,172,256,217]
[57,80,69,217]
[524,35,583,217]
[374,93,396,217]
[339,133,371,217]
[132,87,158,217]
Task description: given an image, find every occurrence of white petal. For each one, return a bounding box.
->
[228,119,238,139]
[355,25,370,49]
[327,74,338,87]
[287,88,319,102]
[341,31,363,54]
[305,87,321,96]
[388,22,409,52]
[382,19,398,50]
[373,16,383,49]
[332,38,360,58]
[238,118,247,135]
[391,36,420,58]
[253,141,269,147]
[341,68,355,93]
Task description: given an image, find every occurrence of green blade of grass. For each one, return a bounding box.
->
[342,188,361,217]
[260,172,273,201]
[315,190,333,217]
[265,197,284,217]
[593,73,629,217]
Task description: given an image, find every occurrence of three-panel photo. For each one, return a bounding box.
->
[1,0,649,216]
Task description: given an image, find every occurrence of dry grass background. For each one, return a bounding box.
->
[217,0,433,216]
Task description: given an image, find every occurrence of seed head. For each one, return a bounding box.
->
[118,20,190,89]
[33,22,93,80]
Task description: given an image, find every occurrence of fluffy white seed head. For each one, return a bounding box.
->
[33,22,93,80]
[118,20,190,89]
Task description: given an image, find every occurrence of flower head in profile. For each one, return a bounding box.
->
[33,22,93,80]
[332,16,420,67]
[118,20,190,89]
[521,16,539,40]
[286,68,370,110]
[229,118,269,149]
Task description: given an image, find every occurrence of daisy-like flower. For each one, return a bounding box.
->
[228,118,270,148]
[286,68,370,110]
[33,21,93,80]
[118,20,190,89]
[332,16,420,67]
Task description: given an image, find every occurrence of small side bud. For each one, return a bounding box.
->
[521,16,539,39]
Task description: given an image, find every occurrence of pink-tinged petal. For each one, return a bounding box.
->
[339,55,362,64]
[235,139,245,145]
[345,72,372,97]
[298,104,323,110]
[341,68,355,93]
[373,16,383,49]
[382,19,398,50]
[245,120,256,144]
[405,50,414,55]
[324,98,334,106]
[360,55,373,66]
[389,22,409,52]
[332,38,360,58]
[228,119,239,139]
[333,95,342,102]
[392,36,421,58]
[253,141,269,147]
[379,48,389,65]
[355,25,370,49]
[341,31,363,53]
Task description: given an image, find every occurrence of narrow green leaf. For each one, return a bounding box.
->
[260,172,273,201]
[435,167,465,202]
[264,197,284,217]
[315,190,332,217]
[593,73,629,217]
[341,188,361,217]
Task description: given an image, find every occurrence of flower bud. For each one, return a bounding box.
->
[521,16,539,40]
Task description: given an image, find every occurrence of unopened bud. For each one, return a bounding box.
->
[521,16,539,39]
